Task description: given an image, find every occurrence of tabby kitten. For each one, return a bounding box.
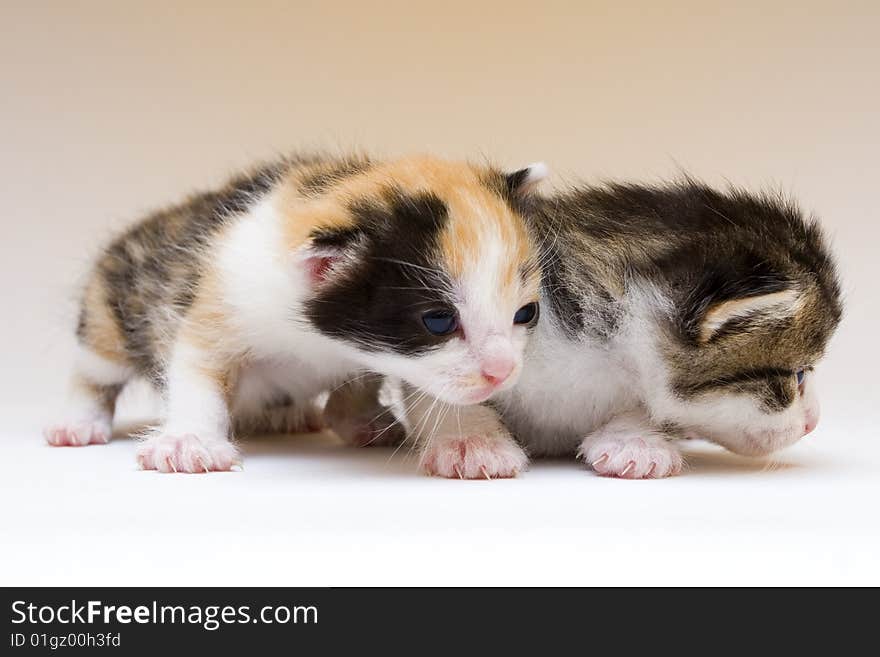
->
[499,180,843,477]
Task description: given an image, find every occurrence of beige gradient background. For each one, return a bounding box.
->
[1,1,878,585]
[2,0,877,410]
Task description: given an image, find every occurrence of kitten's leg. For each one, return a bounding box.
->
[234,395,325,436]
[578,411,684,479]
[44,345,130,447]
[136,340,239,473]
[324,375,405,447]
[406,389,528,479]
[45,275,133,446]
[230,362,325,436]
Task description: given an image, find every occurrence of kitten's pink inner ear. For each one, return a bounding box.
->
[299,238,350,286]
[302,251,342,286]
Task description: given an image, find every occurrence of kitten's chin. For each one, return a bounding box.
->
[703,427,805,457]
[428,386,497,407]
[466,388,497,404]
[461,378,521,405]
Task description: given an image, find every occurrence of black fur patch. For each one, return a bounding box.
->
[481,169,540,218]
[540,254,586,336]
[214,162,286,217]
[761,377,797,412]
[676,254,793,344]
[310,225,366,249]
[75,307,88,341]
[678,367,794,394]
[304,190,460,355]
[675,367,798,411]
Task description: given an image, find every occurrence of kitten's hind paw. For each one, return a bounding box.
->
[137,433,240,473]
[44,419,112,447]
[235,403,324,436]
[333,417,406,448]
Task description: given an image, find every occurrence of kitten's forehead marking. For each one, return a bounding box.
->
[277,154,539,332]
[338,155,536,295]
[438,185,535,294]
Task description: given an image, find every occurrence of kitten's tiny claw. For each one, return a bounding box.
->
[231,462,243,472]
[420,432,527,479]
[137,434,240,473]
[581,423,684,479]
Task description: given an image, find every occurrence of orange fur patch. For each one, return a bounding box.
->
[79,276,129,364]
[169,265,241,405]
[275,155,538,296]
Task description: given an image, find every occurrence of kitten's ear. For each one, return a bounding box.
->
[505,162,549,197]
[298,227,362,286]
[698,289,800,343]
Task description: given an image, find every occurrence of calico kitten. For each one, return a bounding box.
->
[341,180,842,479]
[497,180,843,477]
[45,153,547,474]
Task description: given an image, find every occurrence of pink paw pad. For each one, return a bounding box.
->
[44,421,111,447]
[421,434,528,479]
[582,436,683,479]
[136,434,241,473]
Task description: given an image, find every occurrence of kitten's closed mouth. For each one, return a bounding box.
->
[466,387,500,404]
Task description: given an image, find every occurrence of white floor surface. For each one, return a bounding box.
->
[3,399,877,586]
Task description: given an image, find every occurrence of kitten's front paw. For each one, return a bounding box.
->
[421,432,528,479]
[137,433,240,473]
[579,429,683,479]
[44,418,112,447]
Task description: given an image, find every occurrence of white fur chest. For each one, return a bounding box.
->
[216,199,360,394]
[497,319,641,456]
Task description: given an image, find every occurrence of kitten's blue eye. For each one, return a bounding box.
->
[422,310,458,336]
[514,302,539,325]
[796,369,806,386]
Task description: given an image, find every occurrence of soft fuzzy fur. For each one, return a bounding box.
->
[45,153,547,474]
[498,180,842,477]
[338,180,843,479]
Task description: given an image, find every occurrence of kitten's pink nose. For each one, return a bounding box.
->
[803,408,819,435]
[481,356,515,387]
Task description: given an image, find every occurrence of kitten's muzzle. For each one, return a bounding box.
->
[464,365,519,404]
